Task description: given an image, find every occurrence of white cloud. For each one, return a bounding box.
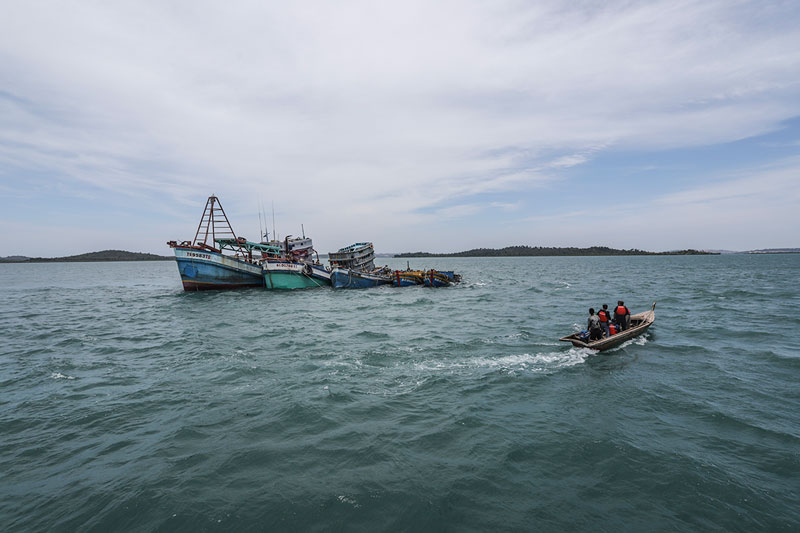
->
[516,157,800,251]
[548,154,589,169]
[1,1,799,253]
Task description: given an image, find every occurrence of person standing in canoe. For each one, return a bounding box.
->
[597,304,611,337]
[614,301,631,331]
[587,308,603,341]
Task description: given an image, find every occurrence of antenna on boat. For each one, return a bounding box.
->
[301,224,305,238]
[272,201,277,241]
[260,200,269,241]
[258,203,263,244]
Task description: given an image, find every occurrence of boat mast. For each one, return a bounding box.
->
[192,195,239,251]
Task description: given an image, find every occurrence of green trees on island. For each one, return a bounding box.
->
[1,250,173,263]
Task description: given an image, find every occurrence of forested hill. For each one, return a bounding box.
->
[394,246,714,258]
[1,250,173,263]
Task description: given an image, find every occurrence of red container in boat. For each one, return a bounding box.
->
[609,324,617,335]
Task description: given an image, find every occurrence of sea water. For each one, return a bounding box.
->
[1,255,798,531]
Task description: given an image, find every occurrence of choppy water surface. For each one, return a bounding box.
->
[1,255,799,531]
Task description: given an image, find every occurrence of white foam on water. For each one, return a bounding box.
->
[319,354,365,373]
[50,372,75,380]
[337,495,360,508]
[630,335,649,346]
[411,346,592,374]
[605,333,649,352]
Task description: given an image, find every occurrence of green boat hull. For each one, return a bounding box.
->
[262,260,332,289]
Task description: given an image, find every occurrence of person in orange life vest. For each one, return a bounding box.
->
[614,300,631,331]
[587,308,603,341]
[597,304,611,337]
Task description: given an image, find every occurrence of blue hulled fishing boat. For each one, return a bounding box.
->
[168,195,280,291]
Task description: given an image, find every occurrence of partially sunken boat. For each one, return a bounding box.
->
[328,242,392,289]
[423,270,461,287]
[559,303,656,351]
[168,196,280,291]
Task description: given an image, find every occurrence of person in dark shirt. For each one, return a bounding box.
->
[614,300,631,331]
[587,308,603,341]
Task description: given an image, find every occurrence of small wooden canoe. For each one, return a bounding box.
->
[559,302,656,351]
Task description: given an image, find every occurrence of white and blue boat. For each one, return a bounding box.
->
[168,195,281,291]
[169,244,265,291]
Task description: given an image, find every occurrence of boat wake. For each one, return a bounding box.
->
[604,333,650,352]
[411,347,592,375]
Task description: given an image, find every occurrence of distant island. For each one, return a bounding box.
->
[746,248,800,254]
[394,246,715,258]
[0,250,173,263]
[705,248,800,254]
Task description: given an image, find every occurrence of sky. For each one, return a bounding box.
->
[1,0,800,256]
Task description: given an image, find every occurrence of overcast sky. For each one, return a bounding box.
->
[2,0,800,256]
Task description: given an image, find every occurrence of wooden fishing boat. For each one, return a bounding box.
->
[423,270,461,287]
[393,269,424,287]
[559,303,656,351]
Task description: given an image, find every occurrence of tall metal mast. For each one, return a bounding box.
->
[192,195,238,250]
